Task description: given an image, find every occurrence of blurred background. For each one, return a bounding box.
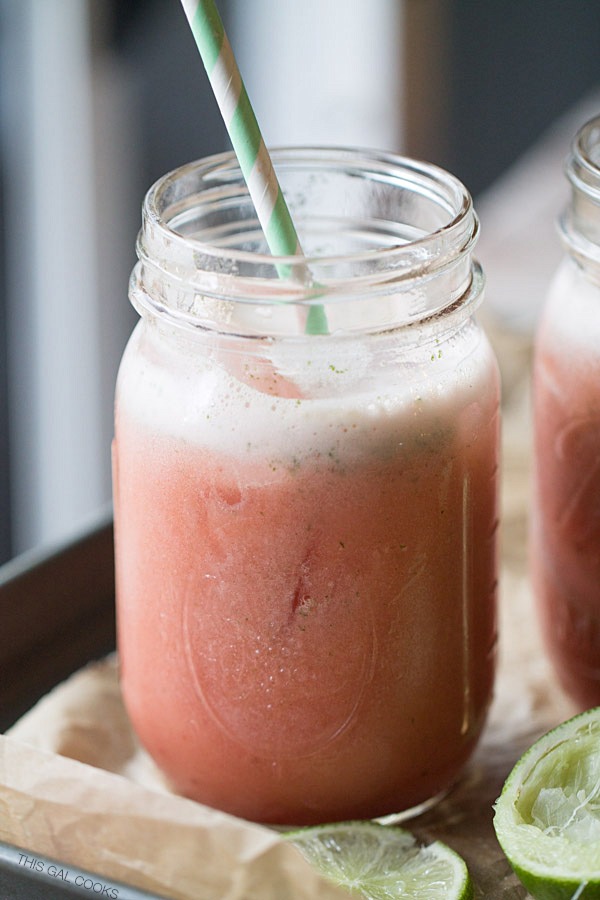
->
[0,0,599,565]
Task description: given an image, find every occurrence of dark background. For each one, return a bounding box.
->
[105,0,600,197]
[443,1,600,196]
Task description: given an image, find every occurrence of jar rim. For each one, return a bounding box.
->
[567,116,600,200]
[561,117,600,266]
[132,147,482,338]
[142,146,476,275]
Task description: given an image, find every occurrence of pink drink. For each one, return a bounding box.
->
[532,259,600,709]
[114,323,499,824]
[114,149,500,824]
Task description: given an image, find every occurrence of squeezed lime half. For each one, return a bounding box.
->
[285,821,472,899]
[494,707,600,900]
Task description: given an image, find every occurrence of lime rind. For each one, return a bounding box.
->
[285,821,473,900]
[494,707,600,900]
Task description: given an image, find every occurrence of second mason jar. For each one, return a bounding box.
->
[532,117,600,711]
[113,148,500,825]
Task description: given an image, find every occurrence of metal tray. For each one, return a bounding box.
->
[0,840,172,899]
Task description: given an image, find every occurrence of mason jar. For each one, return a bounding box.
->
[113,147,500,825]
[532,117,600,710]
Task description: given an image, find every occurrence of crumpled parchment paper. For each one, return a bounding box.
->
[0,710,348,900]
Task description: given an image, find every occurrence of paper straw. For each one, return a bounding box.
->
[179,0,328,335]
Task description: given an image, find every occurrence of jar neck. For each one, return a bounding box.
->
[561,117,600,273]
[131,148,482,341]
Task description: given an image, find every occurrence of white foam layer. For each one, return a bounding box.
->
[543,257,600,348]
[115,320,495,463]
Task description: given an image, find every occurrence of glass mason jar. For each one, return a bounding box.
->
[532,117,600,710]
[113,148,500,825]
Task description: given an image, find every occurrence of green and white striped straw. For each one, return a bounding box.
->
[180,0,328,335]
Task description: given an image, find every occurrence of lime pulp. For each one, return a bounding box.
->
[285,820,472,900]
[494,707,600,900]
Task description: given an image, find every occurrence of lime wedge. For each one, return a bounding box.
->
[284,821,472,899]
[494,707,600,899]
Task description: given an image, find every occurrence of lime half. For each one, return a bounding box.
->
[494,707,600,900]
[284,821,472,899]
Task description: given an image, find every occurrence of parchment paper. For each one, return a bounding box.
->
[0,317,578,899]
[0,728,352,900]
